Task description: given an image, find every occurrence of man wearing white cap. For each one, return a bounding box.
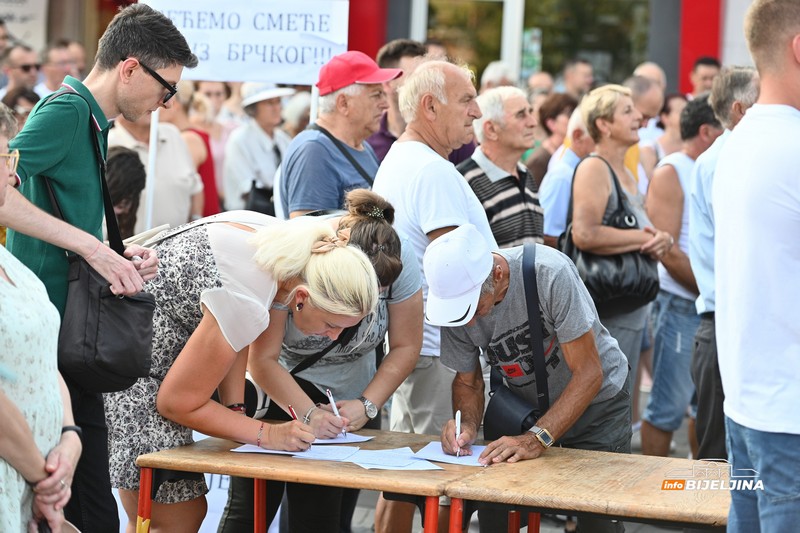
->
[223,82,295,212]
[280,50,401,217]
[424,224,631,532]
[372,59,497,532]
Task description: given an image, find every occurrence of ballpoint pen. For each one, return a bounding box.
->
[326,388,346,437]
[288,404,298,421]
[455,410,461,458]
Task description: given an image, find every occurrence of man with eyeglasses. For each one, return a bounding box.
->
[1,5,196,532]
[0,44,39,99]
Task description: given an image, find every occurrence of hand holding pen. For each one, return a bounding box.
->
[326,389,346,437]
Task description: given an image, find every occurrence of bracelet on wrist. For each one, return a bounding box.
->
[256,422,265,448]
[302,406,317,424]
[61,425,82,441]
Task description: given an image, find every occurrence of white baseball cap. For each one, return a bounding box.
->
[423,224,494,327]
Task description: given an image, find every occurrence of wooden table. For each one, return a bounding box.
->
[445,446,730,531]
[135,429,476,533]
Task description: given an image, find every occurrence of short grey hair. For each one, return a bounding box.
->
[473,86,528,144]
[480,60,515,89]
[398,60,449,123]
[318,83,363,115]
[709,66,759,129]
[0,103,18,139]
[565,106,587,138]
[480,269,495,296]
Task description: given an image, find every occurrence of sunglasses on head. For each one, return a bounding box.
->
[123,57,177,104]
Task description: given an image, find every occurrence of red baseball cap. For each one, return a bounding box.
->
[316,51,402,96]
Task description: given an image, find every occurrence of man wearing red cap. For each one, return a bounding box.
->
[279,50,401,218]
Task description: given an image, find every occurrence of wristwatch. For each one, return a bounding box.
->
[358,396,378,419]
[528,425,554,448]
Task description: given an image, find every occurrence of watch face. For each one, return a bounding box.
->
[365,402,378,419]
[539,430,554,446]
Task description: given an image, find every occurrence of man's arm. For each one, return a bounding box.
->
[478,329,603,464]
[647,163,698,293]
[440,366,485,456]
[0,187,148,295]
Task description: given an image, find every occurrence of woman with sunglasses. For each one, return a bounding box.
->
[103,211,380,533]
[219,189,423,533]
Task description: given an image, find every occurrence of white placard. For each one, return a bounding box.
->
[0,0,49,50]
[142,0,349,84]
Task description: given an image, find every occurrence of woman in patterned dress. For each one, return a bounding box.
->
[104,212,379,533]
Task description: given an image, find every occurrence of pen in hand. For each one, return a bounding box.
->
[455,410,461,458]
[326,389,346,437]
[288,404,298,421]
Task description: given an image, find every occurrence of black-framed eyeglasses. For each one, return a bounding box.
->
[124,57,177,104]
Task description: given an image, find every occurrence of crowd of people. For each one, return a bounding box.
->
[1,1,798,532]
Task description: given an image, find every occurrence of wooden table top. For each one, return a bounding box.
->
[136,429,476,497]
[444,447,730,526]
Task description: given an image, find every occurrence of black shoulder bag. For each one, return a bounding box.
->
[482,244,550,441]
[558,155,659,315]
[43,90,155,393]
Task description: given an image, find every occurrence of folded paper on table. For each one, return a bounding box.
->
[232,443,359,461]
[313,433,374,445]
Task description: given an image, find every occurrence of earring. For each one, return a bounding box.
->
[295,303,303,312]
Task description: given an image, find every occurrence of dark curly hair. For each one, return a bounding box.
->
[106,146,146,239]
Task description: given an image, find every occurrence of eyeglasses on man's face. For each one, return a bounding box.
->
[0,149,20,175]
[123,57,177,104]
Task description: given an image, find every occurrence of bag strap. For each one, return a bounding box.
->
[564,154,628,228]
[41,90,125,256]
[307,123,374,187]
[288,323,361,375]
[489,244,549,412]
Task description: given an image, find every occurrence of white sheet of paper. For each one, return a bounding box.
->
[413,441,487,467]
[231,444,297,456]
[345,449,416,467]
[291,445,360,462]
[313,433,374,445]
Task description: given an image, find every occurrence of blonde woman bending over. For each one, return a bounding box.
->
[103,212,379,533]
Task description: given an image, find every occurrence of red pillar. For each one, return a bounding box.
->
[347,0,388,58]
[679,0,723,95]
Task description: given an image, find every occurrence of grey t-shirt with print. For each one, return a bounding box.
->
[279,238,421,400]
[441,245,627,406]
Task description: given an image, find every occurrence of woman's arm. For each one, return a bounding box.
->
[33,373,81,508]
[338,290,423,431]
[571,157,670,256]
[157,310,314,450]
[0,386,49,484]
[247,309,347,439]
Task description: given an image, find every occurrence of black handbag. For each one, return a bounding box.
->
[245,182,275,216]
[558,155,659,315]
[43,90,155,393]
[482,244,550,441]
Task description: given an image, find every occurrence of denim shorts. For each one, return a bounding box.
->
[642,291,701,431]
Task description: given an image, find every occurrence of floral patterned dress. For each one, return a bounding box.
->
[0,245,62,531]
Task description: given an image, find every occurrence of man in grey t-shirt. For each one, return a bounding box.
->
[424,224,631,533]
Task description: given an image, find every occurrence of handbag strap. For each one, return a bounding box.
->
[564,154,629,228]
[307,123,374,187]
[41,90,125,256]
[288,323,361,375]
[489,244,549,412]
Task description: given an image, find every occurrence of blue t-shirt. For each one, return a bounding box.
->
[280,129,379,215]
